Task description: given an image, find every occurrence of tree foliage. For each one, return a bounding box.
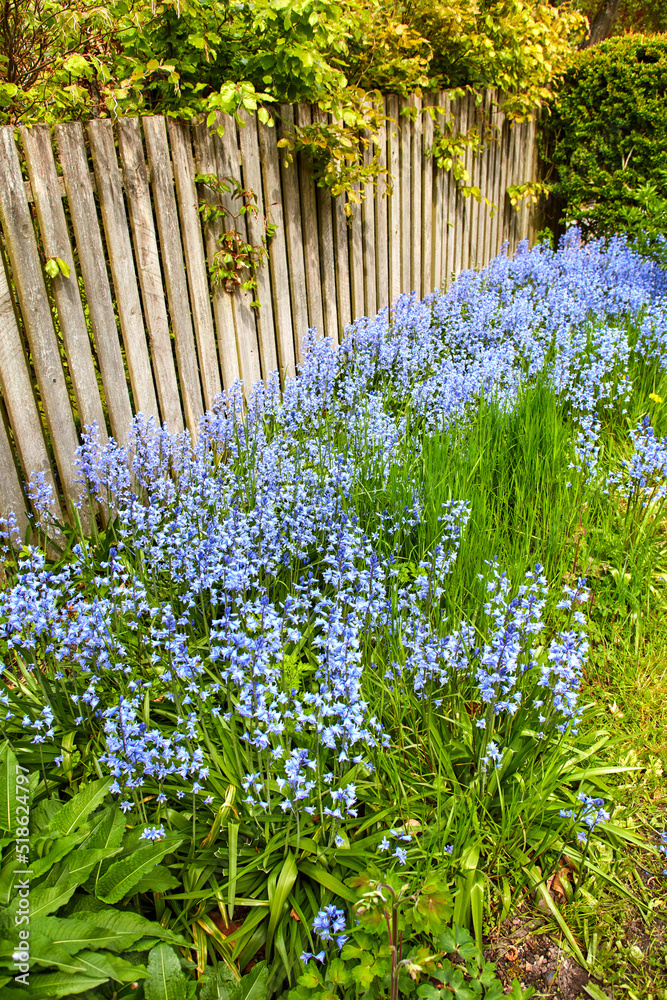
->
[0,0,586,126]
[541,34,667,252]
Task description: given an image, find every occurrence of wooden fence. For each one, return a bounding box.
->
[0,90,538,532]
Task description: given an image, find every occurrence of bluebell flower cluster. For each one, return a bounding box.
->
[301,905,348,962]
[0,230,663,849]
[560,792,610,845]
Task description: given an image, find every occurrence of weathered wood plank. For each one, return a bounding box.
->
[311,108,338,342]
[192,120,242,392]
[494,103,511,258]
[443,94,458,288]
[55,122,133,444]
[142,116,204,434]
[116,118,183,432]
[467,94,483,270]
[504,119,520,253]
[486,91,502,261]
[421,94,434,294]
[87,120,159,423]
[295,104,325,339]
[167,120,222,408]
[214,114,262,390]
[349,188,364,322]
[21,124,107,441]
[432,91,447,290]
[409,94,422,295]
[0,402,28,536]
[333,190,352,331]
[0,127,82,516]
[386,95,401,304]
[277,105,309,364]
[399,97,411,293]
[375,98,389,312]
[258,117,296,380]
[362,133,377,318]
[238,110,279,375]
[452,94,469,277]
[0,246,61,521]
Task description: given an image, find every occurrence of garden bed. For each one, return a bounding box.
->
[1,231,667,999]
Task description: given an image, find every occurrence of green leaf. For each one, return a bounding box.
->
[65,903,189,950]
[238,962,269,1000]
[144,943,188,1000]
[45,258,60,279]
[49,779,111,838]
[0,744,18,833]
[11,972,107,997]
[28,881,80,920]
[582,984,609,1000]
[30,914,142,955]
[198,963,239,1000]
[96,837,182,903]
[297,861,356,903]
[133,866,180,894]
[56,258,70,278]
[266,853,297,954]
[74,949,149,983]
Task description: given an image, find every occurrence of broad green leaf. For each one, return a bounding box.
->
[66,904,189,950]
[75,949,148,983]
[0,743,18,833]
[144,943,187,1000]
[11,972,107,997]
[239,961,269,1000]
[31,833,92,879]
[49,779,111,838]
[132,866,180,894]
[198,963,239,1000]
[31,914,143,954]
[266,853,297,954]
[28,881,80,920]
[27,934,86,973]
[96,837,182,903]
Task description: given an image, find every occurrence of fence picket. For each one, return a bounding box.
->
[421,95,433,295]
[349,190,364,322]
[399,97,412,293]
[0,247,61,521]
[142,116,204,434]
[333,191,352,331]
[277,105,309,364]
[432,92,447,291]
[192,121,241,392]
[386,96,401,305]
[238,111,279,375]
[116,118,183,432]
[167,121,222,408]
[295,105,325,338]
[311,110,338,343]
[409,94,422,295]
[375,101,389,312]
[362,136,377,318]
[55,122,133,444]
[258,118,296,380]
[214,114,262,390]
[0,127,82,516]
[20,124,107,442]
[87,120,158,423]
[0,403,27,535]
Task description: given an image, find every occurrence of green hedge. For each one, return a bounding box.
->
[542,35,667,245]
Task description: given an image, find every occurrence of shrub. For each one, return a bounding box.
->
[542,35,667,253]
